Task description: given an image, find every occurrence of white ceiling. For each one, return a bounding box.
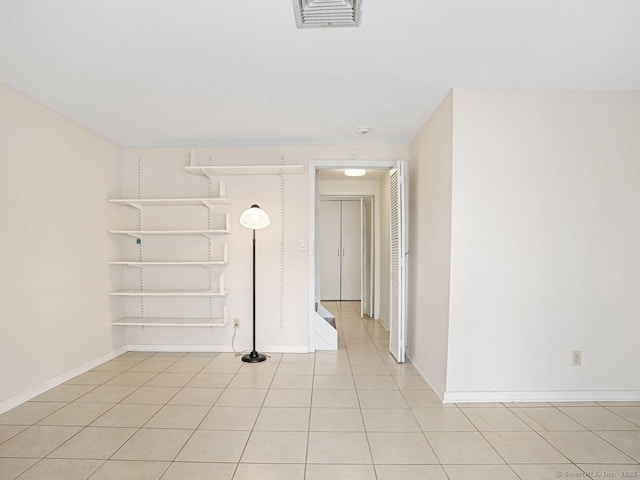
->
[1,1,639,147]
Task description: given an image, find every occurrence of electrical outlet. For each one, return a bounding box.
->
[233,318,240,328]
[572,350,582,366]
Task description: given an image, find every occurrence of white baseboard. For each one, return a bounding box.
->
[405,351,445,400]
[379,317,389,330]
[262,346,311,353]
[127,344,240,353]
[443,390,640,403]
[127,344,310,353]
[0,346,128,414]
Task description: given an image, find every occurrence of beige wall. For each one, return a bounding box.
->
[7,81,637,407]
[118,146,407,352]
[407,91,454,397]
[446,90,640,400]
[409,89,640,401]
[0,83,122,407]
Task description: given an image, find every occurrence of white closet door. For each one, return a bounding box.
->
[389,162,408,362]
[340,200,362,300]
[319,200,341,300]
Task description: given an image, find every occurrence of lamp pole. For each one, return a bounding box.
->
[242,209,267,363]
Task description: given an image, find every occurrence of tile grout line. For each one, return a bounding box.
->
[9,354,157,479]
[455,403,533,479]
[164,351,251,474]
[94,352,208,478]
[345,302,381,478]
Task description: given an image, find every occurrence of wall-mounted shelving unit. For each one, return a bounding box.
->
[110,156,305,334]
[108,165,230,328]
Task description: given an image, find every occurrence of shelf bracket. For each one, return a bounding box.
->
[124,201,142,211]
[217,274,226,294]
[200,214,230,238]
[202,184,227,209]
[199,244,228,267]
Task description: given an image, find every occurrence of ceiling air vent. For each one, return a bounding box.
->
[292,0,363,28]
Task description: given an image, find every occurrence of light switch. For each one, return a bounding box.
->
[300,240,307,250]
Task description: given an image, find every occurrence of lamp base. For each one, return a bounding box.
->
[242,351,267,363]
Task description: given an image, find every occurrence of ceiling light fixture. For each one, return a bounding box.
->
[345,169,366,177]
[292,0,363,28]
[355,126,371,135]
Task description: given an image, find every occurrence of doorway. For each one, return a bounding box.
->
[308,160,408,361]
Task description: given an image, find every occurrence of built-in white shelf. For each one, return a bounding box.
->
[109,215,230,238]
[110,289,228,297]
[109,229,229,237]
[111,275,227,296]
[109,197,229,209]
[113,317,226,327]
[109,260,228,266]
[109,182,228,208]
[185,165,304,176]
[110,246,229,267]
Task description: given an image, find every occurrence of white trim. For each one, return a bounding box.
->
[0,346,128,414]
[308,159,399,353]
[308,163,317,351]
[405,351,445,401]
[127,344,238,353]
[127,344,310,354]
[443,390,640,403]
[262,346,310,354]
[406,354,640,404]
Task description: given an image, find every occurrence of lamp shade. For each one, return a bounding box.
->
[239,204,270,230]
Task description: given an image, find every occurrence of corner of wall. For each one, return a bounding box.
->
[406,91,454,396]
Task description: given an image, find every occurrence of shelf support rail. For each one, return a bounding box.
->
[137,157,145,319]
[201,181,227,208]
[208,155,214,319]
[280,155,286,330]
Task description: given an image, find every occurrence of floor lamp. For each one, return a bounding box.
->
[239,204,270,363]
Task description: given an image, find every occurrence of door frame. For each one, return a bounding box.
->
[308,159,400,351]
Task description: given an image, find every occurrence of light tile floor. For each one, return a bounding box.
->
[1,301,639,479]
